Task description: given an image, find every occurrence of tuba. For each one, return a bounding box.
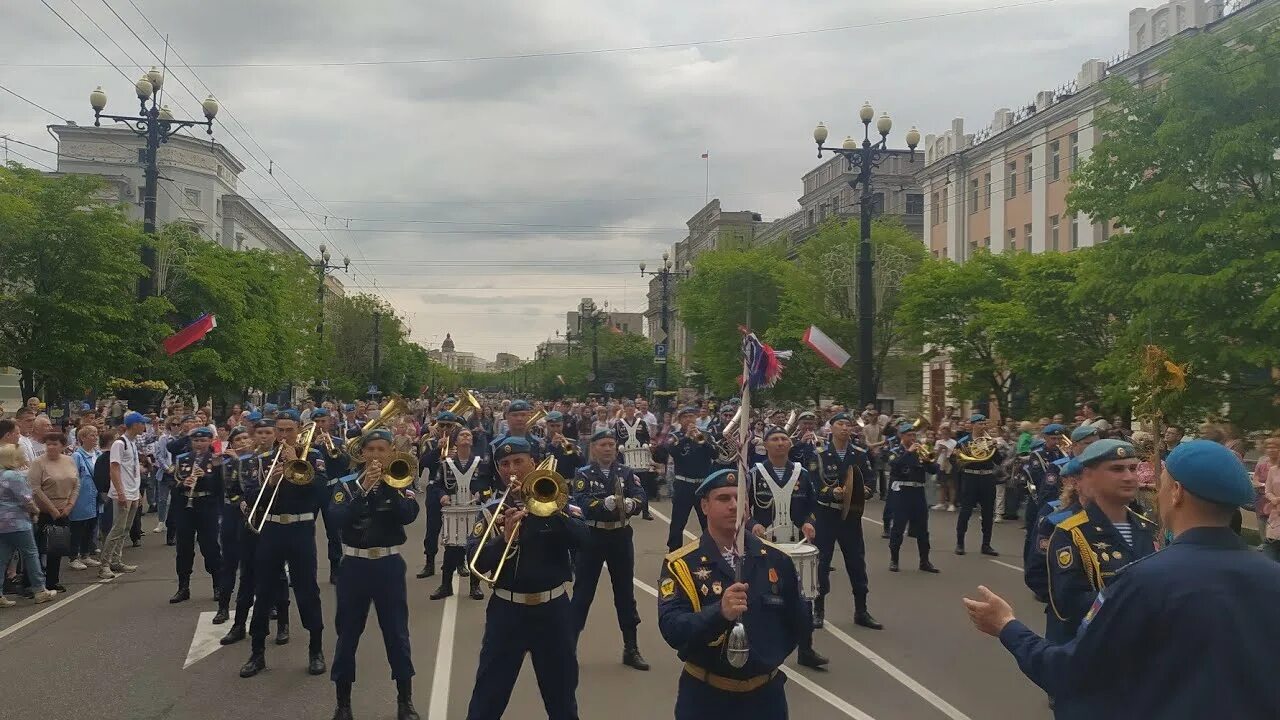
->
[467,456,569,586]
[346,396,410,465]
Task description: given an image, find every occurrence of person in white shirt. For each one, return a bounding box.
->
[932,425,959,511]
[100,412,146,578]
[15,409,40,465]
[635,398,659,436]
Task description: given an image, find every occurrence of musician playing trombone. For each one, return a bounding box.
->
[464,437,588,720]
[328,427,422,720]
[569,429,649,671]
[743,427,829,669]
[239,410,329,680]
[166,427,222,605]
[313,408,349,585]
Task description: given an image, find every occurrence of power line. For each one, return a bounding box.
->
[16,1,1059,69]
[0,84,69,121]
[4,147,55,171]
[39,0,132,84]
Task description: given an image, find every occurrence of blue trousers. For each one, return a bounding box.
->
[813,505,868,600]
[888,488,930,561]
[230,521,290,627]
[250,521,323,651]
[331,554,413,684]
[674,670,787,719]
[570,526,639,636]
[219,502,241,602]
[466,594,578,720]
[172,498,222,588]
[423,505,442,561]
[319,497,343,575]
[666,479,707,552]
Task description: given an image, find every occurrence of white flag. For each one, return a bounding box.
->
[804,326,850,369]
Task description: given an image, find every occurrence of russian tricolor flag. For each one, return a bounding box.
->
[804,325,850,369]
[162,313,217,356]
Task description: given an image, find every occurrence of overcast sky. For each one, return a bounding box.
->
[2,0,1133,359]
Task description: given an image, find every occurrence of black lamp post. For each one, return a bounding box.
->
[577,299,608,391]
[812,103,920,410]
[89,69,220,299]
[639,251,689,392]
[311,244,348,397]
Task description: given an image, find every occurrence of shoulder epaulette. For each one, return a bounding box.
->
[1046,508,1074,525]
[1056,509,1089,530]
[665,539,699,563]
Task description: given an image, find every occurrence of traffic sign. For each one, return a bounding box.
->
[654,342,668,364]
[604,382,616,394]
[587,372,597,382]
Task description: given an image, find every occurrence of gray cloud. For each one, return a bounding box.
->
[3,0,1129,359]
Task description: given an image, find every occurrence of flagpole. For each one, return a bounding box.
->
[704,152,710,206]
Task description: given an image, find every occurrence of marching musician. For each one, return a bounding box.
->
[239,410,329,680]
[214,426,254,624]
[428,427,488,602]
[955,413,1005,557]
[1018,423,1068,561]
[417,411,461,580]
[613,402,655,520]
[488,399,545,474]
[744,427,828,669]
[811,413,880,630]
[220,421,291,647]
[656,407,717,552]
[787,411,821,466]
[886,422,941,574]
[167,427,222,605]
[464,437,588,720]
[569,429,649,671]
[658,469,807,719]
[328,428,421,720]
[545,411,584,480]
[313,409,348,585]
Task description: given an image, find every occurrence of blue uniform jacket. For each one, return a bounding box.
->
[811,441,871,518]
[745,460,815,536]
[1022,447,1067,507]
[888,447,940,484]
[328,472,419,548]
[168,450,220,498]
[662,431,716,479]
[1000,526,1280,719]
[466,495,588,593]
[658,533,805,680]
[1046,503,1157,638]
[1024,500,1076,602]
[262,444,328,515]
[570,461,646,523]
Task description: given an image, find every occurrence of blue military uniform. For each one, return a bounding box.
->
[167,431,222,603]
[955,415,1005,555]
[569,433,649,669]
[420,412,473,578]
[658,408,717,552]
[810,420,874,628]
[998,440,1280,719]
[314,409,349,585]
[427,450,490,600]
[887,427,941,572]
[658,470,808,719]
[219,444,290,646]
[464,438,589,720]
[327,428,421,720]
[1023,456,1080,605]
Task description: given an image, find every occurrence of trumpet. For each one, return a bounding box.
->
[248,422,320,534]
[316,430,344,459]
[912,442,937,463]
[468,456,569,586]
[688,427,708,444]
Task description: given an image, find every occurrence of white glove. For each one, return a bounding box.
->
[604,495,617,512]
[624,497,637,514]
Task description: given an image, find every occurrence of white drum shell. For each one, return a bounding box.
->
[622,445,652,471]
[777,542,819,599]
[441,506,474,547]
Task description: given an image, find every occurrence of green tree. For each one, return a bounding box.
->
[0,166,166,400]
[1069,15,1280,430]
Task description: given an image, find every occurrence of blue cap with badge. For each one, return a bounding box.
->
[190,427,214,439]
[275,409,301,424]
[508,400,532,412]
[493,436,532,462]
[589,428,613,444]
[1070,424,1100,443]
[1077,438,1135,467]
[436,411,461,425]
[896,421,916,435]
[695,468,739,498]
[678,406,698,417]
[342,404,356,413]
[1042,423,1066,436]
[830,412,851,424]
[546,411,564,423]
[311,408,330,418]
[360,427,394,448]
[1165,439,1252,507]
[1054,456,1083,477]
[969,413,987,423]
[763,426,789,441]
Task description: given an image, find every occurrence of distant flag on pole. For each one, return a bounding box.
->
[803,325,851,369]
[701,151,709,159]
[162,313,217,356]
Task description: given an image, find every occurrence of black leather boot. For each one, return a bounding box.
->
[212,603,230,624]
[397,678,421,720]
[275,621,290,645]
[430,571,454,600]
[332,680,354,720]
[621,627,650,670]
[920,550,940,573]
[796,637,829,669]
[468,576,484,600]
[854,598,884,630]
[981,544,1000,557]
[889,549,900,572]
[457,563,469,578]
[239,650,266,678]
[307,633,326,675]
[415,561,434,579]
[811,595,825,629]
[219,624,246,645]
[169,584,191,604]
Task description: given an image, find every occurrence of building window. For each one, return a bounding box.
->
[819,203,828,222]
[983,173,992,208]
[1050,140,1061,181]
[941,188,948,221]
[216,163,225,180]
[930,193,939,225]
[235,232,245,251]
[1024,153,1033,192]
[1050,215,1060,251]
[184,188,201,207]
[871,192,885,215]
[969,180,979,214]
[968,239,978,258]
[1005,161,1017,199]
[906,193,923,214]
[983,235,991,249]
[1007,228,1017,251]
[1071,216,1080,249]
[215,198,222,216]
[831,195,840,215]
[136,148,146,164]
[807,209,815,226]
[1024,222,1032,250]
[1069,131,1080,172]
[136,186,145,203]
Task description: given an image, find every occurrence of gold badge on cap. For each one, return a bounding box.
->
[727,473,736,482]
[501,444,513,454]
[1116,447,1128,458]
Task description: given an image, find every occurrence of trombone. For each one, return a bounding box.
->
[355,452,418,492]
[248,422,320,534]
[347,396,410,465]
[467,456,569,586]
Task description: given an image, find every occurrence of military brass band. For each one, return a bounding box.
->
[164,390,1086,720]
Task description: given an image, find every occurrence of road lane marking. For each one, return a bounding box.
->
[823,623,973,720]
[428,576,459,720]
[0,576,112,642]
[633,578,878,720]
[184,611,225,669]
[988,559,1023,572]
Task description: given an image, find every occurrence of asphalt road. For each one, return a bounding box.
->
[0,498,1053,719]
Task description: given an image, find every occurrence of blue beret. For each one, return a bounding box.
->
[264,403,279,413]
[311,408,330,418]
[695,468,739,498]
[508,400,532,412]
[493,436,532,462]
[228,426,250,442]
[123,411,147,427]
[245,411,263,423]
[189,427,214,439]
[360,428,394,448]
[1056,457,1083,478]
[896,422,916,434]
[1077,438,1136,467]
[798,411,817,421]
[763,426,789,441]
[1042,423,1066,436]
[342,404,356,412]
[719,404,735,413]
[1166,440,1252,507]
[181,414,197,422]
[969,413,987,423]
[589,429,613,443]
[275,409,301,424]
[1070,424,1100,443]
[1031,439,1046,452]
[678,406,698,417]
[436,411,461,424]
[829,412,851,424]
[546,411,564,422]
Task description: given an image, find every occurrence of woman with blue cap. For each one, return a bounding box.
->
[966,440,1280,719]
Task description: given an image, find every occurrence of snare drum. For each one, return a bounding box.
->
[622,445,652,471]
[441,506,474,547]
[777,542,820,599]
